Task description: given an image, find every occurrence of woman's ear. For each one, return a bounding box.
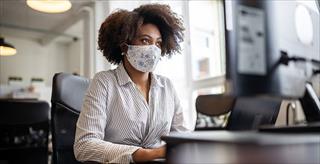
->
[120,42,128,54]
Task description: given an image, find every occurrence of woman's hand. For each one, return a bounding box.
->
[132,146,166,162]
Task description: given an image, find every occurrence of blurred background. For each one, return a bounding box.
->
[0,0,319,129]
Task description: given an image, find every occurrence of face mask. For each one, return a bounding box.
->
[125,44,161,72]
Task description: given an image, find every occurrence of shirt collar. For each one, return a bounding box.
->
[150,72,164,88]
[116,62,132,86]
[115,62,164,88]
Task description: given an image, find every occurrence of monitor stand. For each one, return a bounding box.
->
[259,83,320,133]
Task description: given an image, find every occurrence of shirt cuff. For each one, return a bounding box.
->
[129,146,141,163]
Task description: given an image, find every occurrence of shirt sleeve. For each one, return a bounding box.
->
[74,73,140,164]
[169,80,192,132]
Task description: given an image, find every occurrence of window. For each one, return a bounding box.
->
[189,0,225,80]
[187,0,227,128]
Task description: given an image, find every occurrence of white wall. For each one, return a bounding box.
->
[67,39,82,75]
[0,35,68,86]
[94,1,112,73]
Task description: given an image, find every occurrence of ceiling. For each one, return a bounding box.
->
[0,0,92,44]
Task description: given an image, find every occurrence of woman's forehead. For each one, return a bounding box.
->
[136,23,162,39]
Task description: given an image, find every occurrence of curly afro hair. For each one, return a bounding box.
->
[98,4,185,65]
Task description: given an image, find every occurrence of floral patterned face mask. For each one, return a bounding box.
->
[125,44,161,72]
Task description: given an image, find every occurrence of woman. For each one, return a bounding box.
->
[74,4,189,163]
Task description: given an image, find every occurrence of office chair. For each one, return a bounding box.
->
[0,99,50,164]
[195,95,282,130]
[195,94,235,130]
[51,73,89,164]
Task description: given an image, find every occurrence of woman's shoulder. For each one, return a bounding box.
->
[92,70,117,84]
[153,74,174,88]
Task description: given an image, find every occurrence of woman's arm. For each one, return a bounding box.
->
[132,146,166,162]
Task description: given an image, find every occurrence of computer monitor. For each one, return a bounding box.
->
[224,0,320,99]
[224,0,320,125]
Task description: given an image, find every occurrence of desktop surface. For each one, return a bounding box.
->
[162,131,320,164]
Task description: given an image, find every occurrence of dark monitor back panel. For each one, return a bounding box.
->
[299,83,320,123]
[225,0,319,99]
[226,97,281,130]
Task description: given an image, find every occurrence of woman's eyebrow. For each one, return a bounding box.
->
[137,34,151,38]
[138,34,162,40]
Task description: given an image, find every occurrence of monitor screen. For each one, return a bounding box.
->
[224,0,320,99]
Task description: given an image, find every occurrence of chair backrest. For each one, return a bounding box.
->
[195,95,281,131]
[51,73,89,164]
[226,97,282,130]
[196,94,235,116]
[0,99,49,164]
[195,94,235,130]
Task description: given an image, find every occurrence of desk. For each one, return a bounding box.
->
[162,131,320,164]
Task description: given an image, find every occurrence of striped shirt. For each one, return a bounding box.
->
[74,63,189,163]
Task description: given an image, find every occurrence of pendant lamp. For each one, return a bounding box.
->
[0,37,17,56]
[26,0,72,13]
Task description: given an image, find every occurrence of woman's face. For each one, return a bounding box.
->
[131,23,162,48]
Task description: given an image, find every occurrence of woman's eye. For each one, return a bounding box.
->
[141,39,149,44]
[156,42,162,48]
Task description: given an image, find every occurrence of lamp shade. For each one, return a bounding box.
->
[26,0,72,13]
[0,38,17,56]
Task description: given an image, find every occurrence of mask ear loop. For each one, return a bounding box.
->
[159,51,165,61]
[120,42,129,56]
